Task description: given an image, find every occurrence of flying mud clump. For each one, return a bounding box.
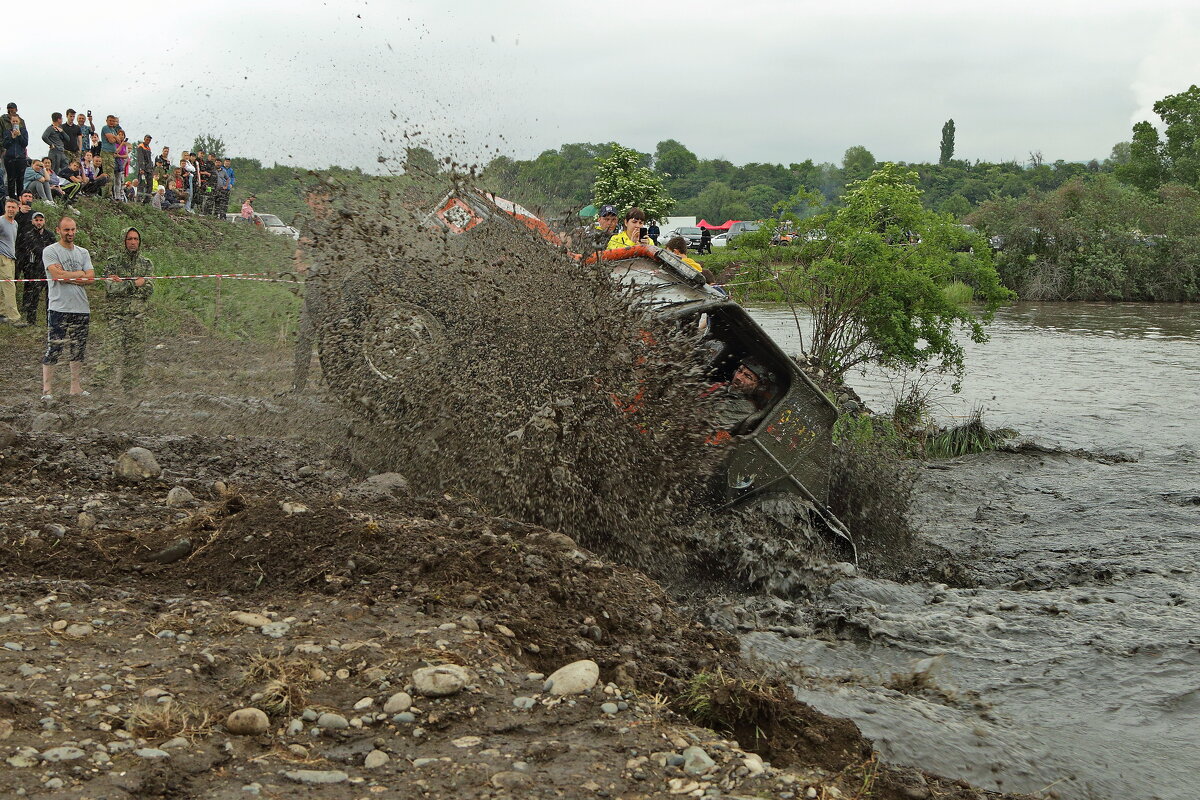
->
[299,174,723,563]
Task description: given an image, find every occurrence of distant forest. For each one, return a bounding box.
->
[475,129,1127,223]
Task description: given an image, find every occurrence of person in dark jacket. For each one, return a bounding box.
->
[18,210,55,324]
[1,102,30,198]
[698,226,712,255]
[93,226,154,390]
[136,135,155,204]
[42,112,70,173]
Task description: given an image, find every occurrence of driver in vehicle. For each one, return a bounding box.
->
[705,358,774,439]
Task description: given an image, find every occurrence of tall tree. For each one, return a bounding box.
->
[653,139,698,178]
[939,119,956,166]
[1154,84,1200,186]
[841,146,877,184]
[1116,121,1164,193]
[592,144,674,221]
[192,134,226,158]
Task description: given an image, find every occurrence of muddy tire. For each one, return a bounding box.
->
[317,273,447,417]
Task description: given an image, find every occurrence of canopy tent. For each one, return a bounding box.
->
[698,219,736,231]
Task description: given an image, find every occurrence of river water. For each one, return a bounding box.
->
[744,303,1200,800]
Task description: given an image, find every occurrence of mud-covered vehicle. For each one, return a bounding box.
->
[316,189,856,561]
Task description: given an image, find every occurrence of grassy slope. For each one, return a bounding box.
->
[15,198,300,343]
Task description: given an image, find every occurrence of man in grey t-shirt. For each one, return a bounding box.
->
[41,216,95,399]
[0,196,28,325]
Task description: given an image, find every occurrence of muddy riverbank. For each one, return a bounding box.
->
[0,330,1034,800]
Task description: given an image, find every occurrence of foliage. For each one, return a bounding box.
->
[191,133,226,158]
[763,164,1012,387]
[968,174,1200,301]
[591,144,674,221]
[1116,121,1163,192]
[1155,84,1200,187]
[939,119,956,167]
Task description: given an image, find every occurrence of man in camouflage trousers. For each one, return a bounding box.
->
[94,227,154,390]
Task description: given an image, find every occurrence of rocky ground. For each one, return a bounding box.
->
[0,331,1036,799]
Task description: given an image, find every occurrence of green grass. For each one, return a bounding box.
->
[942,280,974,305]
[30,198,300,343]
[924,408,1016,458]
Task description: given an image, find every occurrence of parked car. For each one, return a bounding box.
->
[224,211,300,240]
[726,221,762,243]
[665,226,704,250]
[257,213,300,240]
[711,232,728,248]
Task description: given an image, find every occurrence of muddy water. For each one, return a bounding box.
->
[745,303,1200,800]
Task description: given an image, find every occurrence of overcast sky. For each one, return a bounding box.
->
[14,0,1200,172]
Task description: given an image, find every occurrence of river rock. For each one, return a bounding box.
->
[229,611,271,628]
[226,707,270,735]
[135,748,170,759]
[363,749,389,769]
[383,692,412,713]
[0,421,16,448]
[144,538,192,564]
[411,664,471,697]
[316,712,348,729]
[491,770,533,789]
[66,623,94,637]
[114,447,161,481]
[545,659,599,695]
[282,769,348,785]
[166,487,194,507]
[682,746,716,776]
[42,746,86,762]
[743,752,766,777]
[77,512,96,531]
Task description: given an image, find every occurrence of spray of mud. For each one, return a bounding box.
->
[299,173,730,568]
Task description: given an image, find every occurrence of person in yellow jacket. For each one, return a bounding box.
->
[664,236,703,272]
[606,207,651,249]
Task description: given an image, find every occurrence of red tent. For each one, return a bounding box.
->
[698,219,735,230]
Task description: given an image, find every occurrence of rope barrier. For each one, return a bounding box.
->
[0,272,285,283]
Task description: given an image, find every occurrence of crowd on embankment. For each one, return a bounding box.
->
[2,102,245,216]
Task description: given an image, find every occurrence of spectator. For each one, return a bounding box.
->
[41,215,95,399]
[181,152,196,212]
[214,157,231,217]
[150,185,166,209]
[2,102,29,198]
[77,111,94,159]
[606,206,650,249]
[80,151,110,196]
[222,157,235,190]
[113,130,130,201]
[18,210,54,325]
[94,226,154,391]
[0,196,28,326]
[240,195,255,223]
[42,112,69,172]
[664,235,703,272]
[24,160,54,202]
[136,135,154,204]
[647,220,660,245]
[48,157,82,205]
[88,131,101,157]
[54,158,84,204]
[154,146,171,181]
[698,226,712,255]
[40,157,74,204]
[99,114,121,200]
[15,190,34,234]
[62,109,82,163]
